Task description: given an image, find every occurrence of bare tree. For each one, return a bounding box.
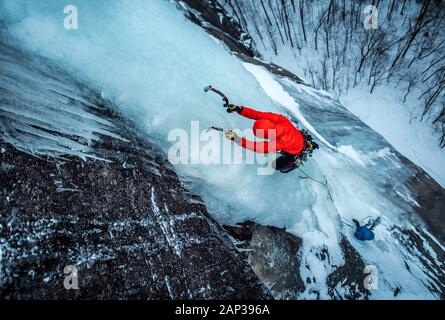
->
[220,0,445,147]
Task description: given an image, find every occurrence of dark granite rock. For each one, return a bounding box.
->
[326,237,370,300]
[405,168,445,242]
[224,221,305,299]
[225,221,372,300]
[391,226,445,299]
[177,0,256,57]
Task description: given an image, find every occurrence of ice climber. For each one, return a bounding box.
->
[224,104,318,173]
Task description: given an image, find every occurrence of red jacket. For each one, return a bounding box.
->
[237,107,305,155]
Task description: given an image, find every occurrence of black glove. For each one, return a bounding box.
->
[226,104,242,113]
[225,130,241,143]
[352,219,360,230]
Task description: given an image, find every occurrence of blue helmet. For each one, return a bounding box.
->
[354,226,375,241]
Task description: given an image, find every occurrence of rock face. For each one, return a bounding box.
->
[176,0,306,85]
[0,42,271,299]
[406,167,445,242]
[177,0,256,57]
[326,238,370,300]
[224,221,305,299]
[391,226,445,299]
[224,221,370,300]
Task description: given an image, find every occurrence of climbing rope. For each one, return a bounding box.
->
[297,167,334,201]
[297,167,328,186]
[341,217,356,229]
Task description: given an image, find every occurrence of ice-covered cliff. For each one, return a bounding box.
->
[1,0,444,299]
[0,41,271,299]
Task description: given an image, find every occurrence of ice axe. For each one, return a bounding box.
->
[205,126,238,141]
[204,85,229,108]
[205,126,226,133]
[203,86,232,135]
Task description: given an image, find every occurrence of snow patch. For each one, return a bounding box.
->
[341,85,445,188]
[338,145,366,167]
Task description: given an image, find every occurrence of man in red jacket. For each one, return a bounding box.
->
[224,104,306,173]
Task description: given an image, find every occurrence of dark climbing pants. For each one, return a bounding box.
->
[273,152,299,173]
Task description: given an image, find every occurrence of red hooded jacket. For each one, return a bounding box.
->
[237,107,305,155]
